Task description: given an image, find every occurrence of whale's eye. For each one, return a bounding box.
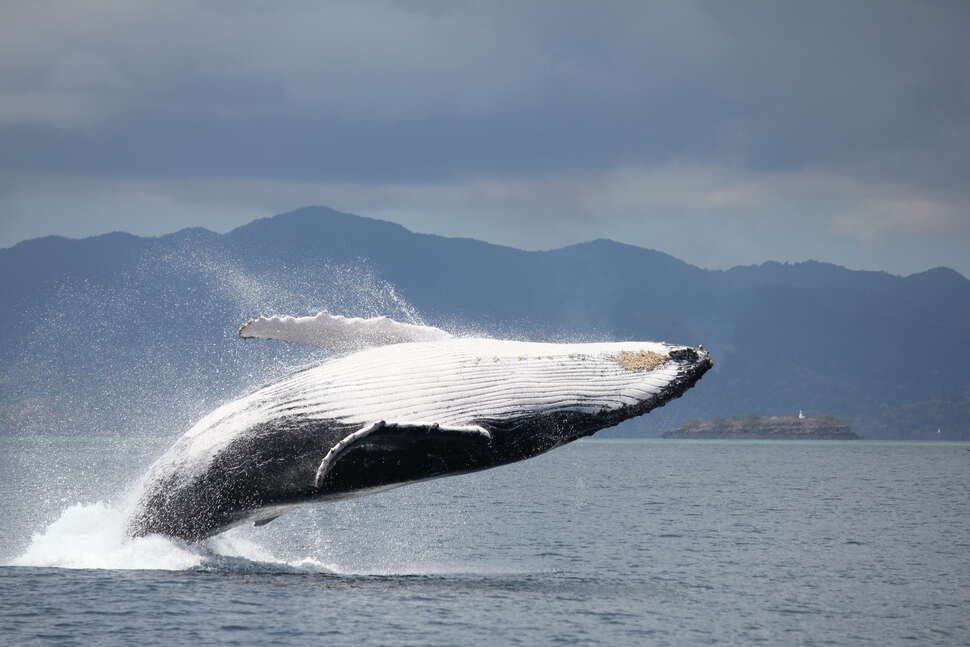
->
[616,350,667,371]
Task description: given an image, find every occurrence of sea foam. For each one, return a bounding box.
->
[5,248,477,574]
[9,501,342,573]
[10,501,203,571]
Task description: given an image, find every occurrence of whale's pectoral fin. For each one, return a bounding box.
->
[239,310,452,352]
[314,421,493,490]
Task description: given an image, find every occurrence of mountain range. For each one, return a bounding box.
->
[2,206,968,439]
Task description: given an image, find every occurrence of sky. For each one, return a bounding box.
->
[1,0,968,277]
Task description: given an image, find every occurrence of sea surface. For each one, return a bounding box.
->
[1,437,968,646]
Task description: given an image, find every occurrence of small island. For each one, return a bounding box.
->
[663,414,860,440]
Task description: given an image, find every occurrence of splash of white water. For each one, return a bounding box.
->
[6,241,441,571]
[8,500,345,573]
[5,238,535,574]
[10,501,203,571]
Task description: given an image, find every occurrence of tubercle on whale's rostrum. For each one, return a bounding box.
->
[616,350,668,371]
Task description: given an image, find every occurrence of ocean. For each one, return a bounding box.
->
[2,437,968,646]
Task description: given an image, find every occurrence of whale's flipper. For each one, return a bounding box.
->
[239,310,452,352]
[315,421,492,490]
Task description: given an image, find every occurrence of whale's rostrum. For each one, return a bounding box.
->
[128,312,713,541]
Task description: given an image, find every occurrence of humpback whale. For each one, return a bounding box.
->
[128,312,712,541]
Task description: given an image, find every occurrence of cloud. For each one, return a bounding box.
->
[834,196,968,240]
[0,1,967,276]
[2,1,967,184]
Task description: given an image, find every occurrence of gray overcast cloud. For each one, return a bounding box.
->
[1,0,968,276]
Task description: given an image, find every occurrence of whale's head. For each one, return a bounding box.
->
[392,338,714,443]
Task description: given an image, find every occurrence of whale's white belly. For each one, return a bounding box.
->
[180,338,685,462]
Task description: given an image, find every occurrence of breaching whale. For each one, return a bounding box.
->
[128,312,712,541]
